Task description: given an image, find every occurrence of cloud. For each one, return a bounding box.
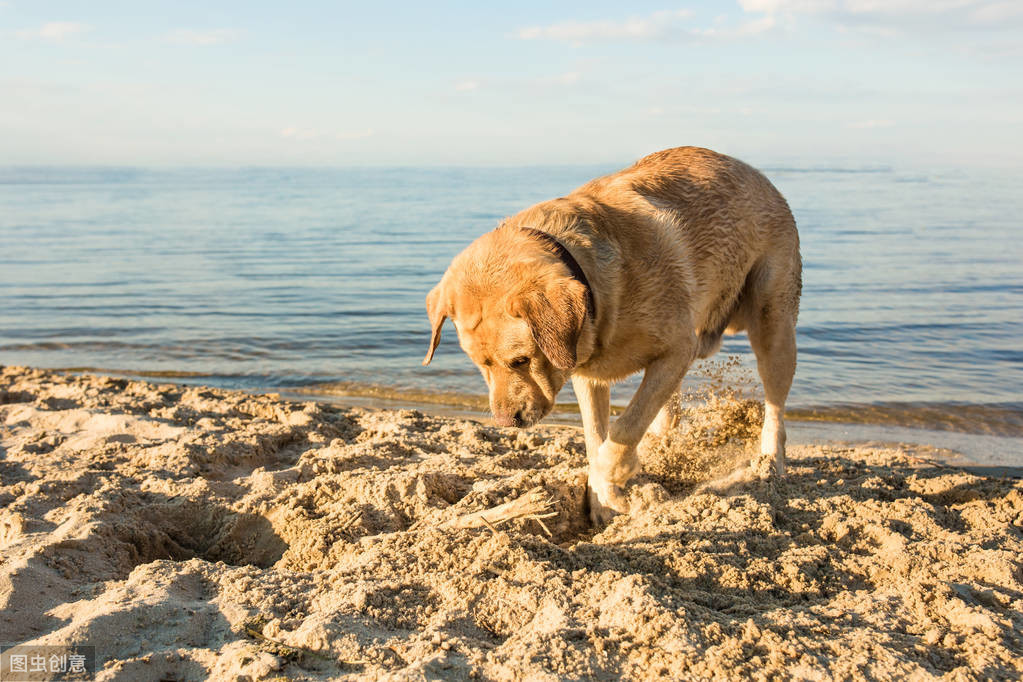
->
[691,15,777,38]
[848,119,895,128]
[516,9,780,45]
[335,128,375,141]
[737,0,1023,33]
[535,71,582,87]
[280,127,374,142]
[17,21,91,41]
[739,0,833,12]
[517,9,699,44]
[739,0,980,14]
[517,2,1019,50]
[280,127,321,141]
[454,80,480,92]
[164,28,241,46]
[967,1,1023,23]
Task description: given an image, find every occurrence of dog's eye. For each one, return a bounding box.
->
[509,356,530,369]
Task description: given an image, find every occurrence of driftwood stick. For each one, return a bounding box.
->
[440,486,556,531]
[245,626,350,664]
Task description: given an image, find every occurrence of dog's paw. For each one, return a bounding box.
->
[750,451,786,480]
[587,480,629,527]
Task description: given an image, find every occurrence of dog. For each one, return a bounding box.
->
[423,146,801,525]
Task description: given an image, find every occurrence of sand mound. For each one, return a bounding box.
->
[1,366,1021,680]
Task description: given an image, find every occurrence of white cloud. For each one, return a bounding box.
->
[692,15,777,38]
[739,0,833,12]
[739,0,980,14]
[518,9,698,44]
[280,127,320,141]
[969,1,1023,23]
[280,127,374,142]
[737,0,1023,33]
[164,28,241,46]
[535,71,582,87]
[848,119,895,128]
[454,80,480,92]
[336,128,375,141]
[17,21,91,41]
[517,2,1019,50]
[517,9,782,45]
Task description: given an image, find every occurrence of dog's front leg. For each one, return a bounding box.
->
[588,349,692,525]
[572,376,610,461]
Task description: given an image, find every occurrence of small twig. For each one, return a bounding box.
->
[439,487,556,532]
[338,509,363,531]
[245,626,364,665]
[531,515,553,537]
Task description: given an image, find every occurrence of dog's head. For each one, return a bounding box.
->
[422,228,589,428]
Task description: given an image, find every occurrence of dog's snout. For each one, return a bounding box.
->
[494,410,526,428]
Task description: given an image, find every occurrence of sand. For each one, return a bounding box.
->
[1,365,1021,681]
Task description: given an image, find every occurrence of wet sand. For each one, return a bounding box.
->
[1,366,1021,680]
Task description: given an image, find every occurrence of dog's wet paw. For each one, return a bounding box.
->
[587,481,629,527]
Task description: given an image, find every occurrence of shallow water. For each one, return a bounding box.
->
[1,163,1021,441]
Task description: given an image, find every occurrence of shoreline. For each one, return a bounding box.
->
[2,365,1022,680]
[294,390,1023,473]
[32,365,1023,469]
[42,364,1023,437]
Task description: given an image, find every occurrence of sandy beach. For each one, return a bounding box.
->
[1,365,1021,680]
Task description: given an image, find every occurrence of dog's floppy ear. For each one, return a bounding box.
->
[512,277,587,371]
[422,280,448,366]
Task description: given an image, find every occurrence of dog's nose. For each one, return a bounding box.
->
[494,410,526,428]
[493,413,515,427]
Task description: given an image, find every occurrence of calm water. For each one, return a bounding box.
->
[2,163,1021,436]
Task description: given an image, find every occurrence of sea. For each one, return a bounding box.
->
[2,162,1021,465]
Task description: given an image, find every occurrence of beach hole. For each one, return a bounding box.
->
[0,390,35,405]
[137,496,288,569]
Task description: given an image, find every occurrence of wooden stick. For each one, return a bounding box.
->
[440,487,556,531]
[245,626,356,664]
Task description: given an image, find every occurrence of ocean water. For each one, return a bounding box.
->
[2,162,1021,438]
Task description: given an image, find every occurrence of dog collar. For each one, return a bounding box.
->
[520,227,596,321]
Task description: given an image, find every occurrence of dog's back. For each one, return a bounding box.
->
[576,146,801,357]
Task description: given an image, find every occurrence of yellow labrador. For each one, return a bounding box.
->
[423,146,801,524]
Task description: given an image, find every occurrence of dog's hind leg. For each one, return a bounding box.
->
[747,294,798,478]
[643,318,726,442]
[646,381,683,440]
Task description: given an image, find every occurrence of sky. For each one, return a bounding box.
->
[2,1,1021,167]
